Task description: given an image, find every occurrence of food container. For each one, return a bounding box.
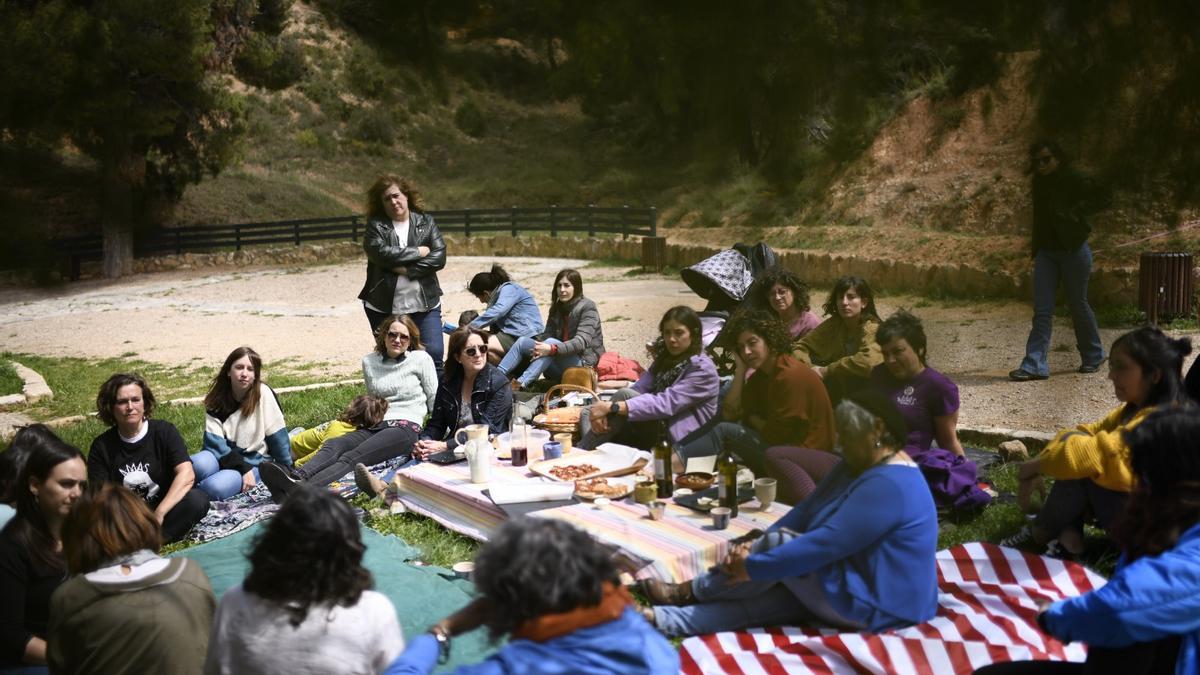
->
[675,472,715,491]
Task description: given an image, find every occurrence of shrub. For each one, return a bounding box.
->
[348,106,396,147]
[235,34,307,91]
[454,100,487,138]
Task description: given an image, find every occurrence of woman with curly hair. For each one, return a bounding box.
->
[758,266,820,339]
[580,305,719,451]
[205,485,404,675]
[88,373,210,542]
[678,310,835,477]
[48,484,215,674]
[975,405,1200,674]
[383,518,677,674]
[792,275,884,404]
[358,174,448,379]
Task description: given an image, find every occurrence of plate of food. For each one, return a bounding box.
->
[674,472,715,491]
[530,444,648,482]
[573,476,636,501]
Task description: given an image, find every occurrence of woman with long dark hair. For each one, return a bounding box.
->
[383,518,676,674]
[1003,326,1191,558]
[48,484,215,674]
[580,305,719,450]
[190,347,292,501]
[260,315,436,502]
[0,424,56,531]
[358,174,447,379]
[975,406,1200,675]
[496,268,605,390]
[0,429,86,672]
[792,275,884,403]
[88,373,210,542]
[465,263,543,365]
[205,485,404,674]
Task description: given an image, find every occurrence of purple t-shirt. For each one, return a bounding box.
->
[870,365,959,452]
[787,311,822,339]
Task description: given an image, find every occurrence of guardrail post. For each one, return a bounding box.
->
[587,204,595,237]
[465,209,472,238]
[175,229,182,255]
[235,225,241,251]
[650,206,657,237]
[510,207,517,237]
[550,205,557,238]
[294,222,301,246]
[351,216,359,242]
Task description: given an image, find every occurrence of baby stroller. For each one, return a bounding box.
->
[678,243,779,375]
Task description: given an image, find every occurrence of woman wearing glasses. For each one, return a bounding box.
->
[260,315,436,501]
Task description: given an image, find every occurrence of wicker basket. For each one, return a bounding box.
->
[531,383,596,436]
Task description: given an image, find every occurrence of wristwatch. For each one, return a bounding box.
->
[610,401,621,416]
[430,624,451,664]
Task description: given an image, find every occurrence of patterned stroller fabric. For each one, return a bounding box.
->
[681,249,755,313]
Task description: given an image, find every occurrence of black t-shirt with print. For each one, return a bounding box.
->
[88,419,190,505]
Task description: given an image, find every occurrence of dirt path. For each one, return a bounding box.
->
[1,256,1195,434]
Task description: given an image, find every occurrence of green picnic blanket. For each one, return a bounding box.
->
[172,523,498,670]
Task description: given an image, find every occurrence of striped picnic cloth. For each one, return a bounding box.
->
[679,542,1106,674]
[394,460,521,540]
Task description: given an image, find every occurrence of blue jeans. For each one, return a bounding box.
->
[678,421,767,475]
[1020,244,1104,376]
[364,304,445,381]
[191,451,260,501]
[654,530,860,637]
[498,337,581,387]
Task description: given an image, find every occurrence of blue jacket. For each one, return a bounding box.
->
[746,462,939,632]
[469,282,543,338]
[1041,522,1200,675]
[383,608,678,675]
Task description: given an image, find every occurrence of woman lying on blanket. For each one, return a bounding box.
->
[191,347,293,501]
[260,315,436,503]
[288,394,389,467]
[791,275,884,404]
[49,484,215,674]
[383,518,677,675]
[643,388,938,638]
[677,310,835,477]
[578,305,719,451]
[975,405,1200,675]
[206,485,404,675]
[868,310,991,510]
[1002,326,1191,559]
[355,327,514,497]
[496,268,605,390]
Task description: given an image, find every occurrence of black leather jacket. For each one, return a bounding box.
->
[420,363,513,449]
[357,212,446,311]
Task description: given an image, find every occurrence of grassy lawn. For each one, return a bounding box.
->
[0,361,22,397]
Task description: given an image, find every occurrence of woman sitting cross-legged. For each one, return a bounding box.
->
[758,266,821,339]
[792,275,884,404]
[677,310,834,477]
[579,306,719,451]
[465,264,544,365]
[87,373,210,543]
[288,394,389,468]
[496,268,605,390]
[868,311,991,510]
[383,518,678,675]
[1002,326,1191,559]
[190,347,293,501]
[0,430,86,673]
[260,315,436,502]
[356,327,514,497]
[644,389,938,638]
[974,405,1200,675]
[205,485,404,675]
[48,484,216,675]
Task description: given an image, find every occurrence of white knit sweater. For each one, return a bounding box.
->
[361,350,436,424]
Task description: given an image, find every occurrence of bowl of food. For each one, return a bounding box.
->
[675,472,714,491]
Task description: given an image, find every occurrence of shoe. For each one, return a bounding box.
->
[354,463,387,498]
[999,525,1035,549]
[259,461,302,504]
[639,579,696,606]
[1008,369,1048,382]
[1078,359,1106,374]
[1043,539,1078,562]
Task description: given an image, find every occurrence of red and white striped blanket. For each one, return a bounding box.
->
[679,543,1106,674]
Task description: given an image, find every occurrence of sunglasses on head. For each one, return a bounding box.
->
[462,346,485,357]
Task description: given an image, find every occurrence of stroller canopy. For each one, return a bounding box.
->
[680,249,755,313]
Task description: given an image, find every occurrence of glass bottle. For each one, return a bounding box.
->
[653,424,673,499]
[717,448,739,518]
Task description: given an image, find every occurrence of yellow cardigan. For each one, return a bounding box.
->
[791,317,883,379]
[1037,404,1155,492]
[290,420,358,466]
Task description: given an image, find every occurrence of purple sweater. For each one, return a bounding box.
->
[626,354,719,444]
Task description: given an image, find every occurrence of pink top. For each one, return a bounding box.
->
[788,311,822,339]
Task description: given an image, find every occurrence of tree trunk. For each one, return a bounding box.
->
[100,146,145,279]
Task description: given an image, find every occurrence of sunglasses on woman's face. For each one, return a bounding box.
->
[462,346,485,357]
[387,331,410,341]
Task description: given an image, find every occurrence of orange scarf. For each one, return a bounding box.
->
[511,582,632,643]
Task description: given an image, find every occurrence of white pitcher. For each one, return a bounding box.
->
[456,424,494,484]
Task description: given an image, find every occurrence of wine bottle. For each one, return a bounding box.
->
[653,425,673,499]
[717,449,739,517]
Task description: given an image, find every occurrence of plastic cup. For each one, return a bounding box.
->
[710,506,731,530]
[754,477,777,510]
[543,441,563,460]
[553,432,573,454]
[648,500,667,521]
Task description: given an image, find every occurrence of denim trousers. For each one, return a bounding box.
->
[364,304,445,381]
[498,337,581,387]
[677,421,767,475]
[1019,244,1104,376]
[191,451,261,501]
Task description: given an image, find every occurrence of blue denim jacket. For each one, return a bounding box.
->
[469,282,544,338]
